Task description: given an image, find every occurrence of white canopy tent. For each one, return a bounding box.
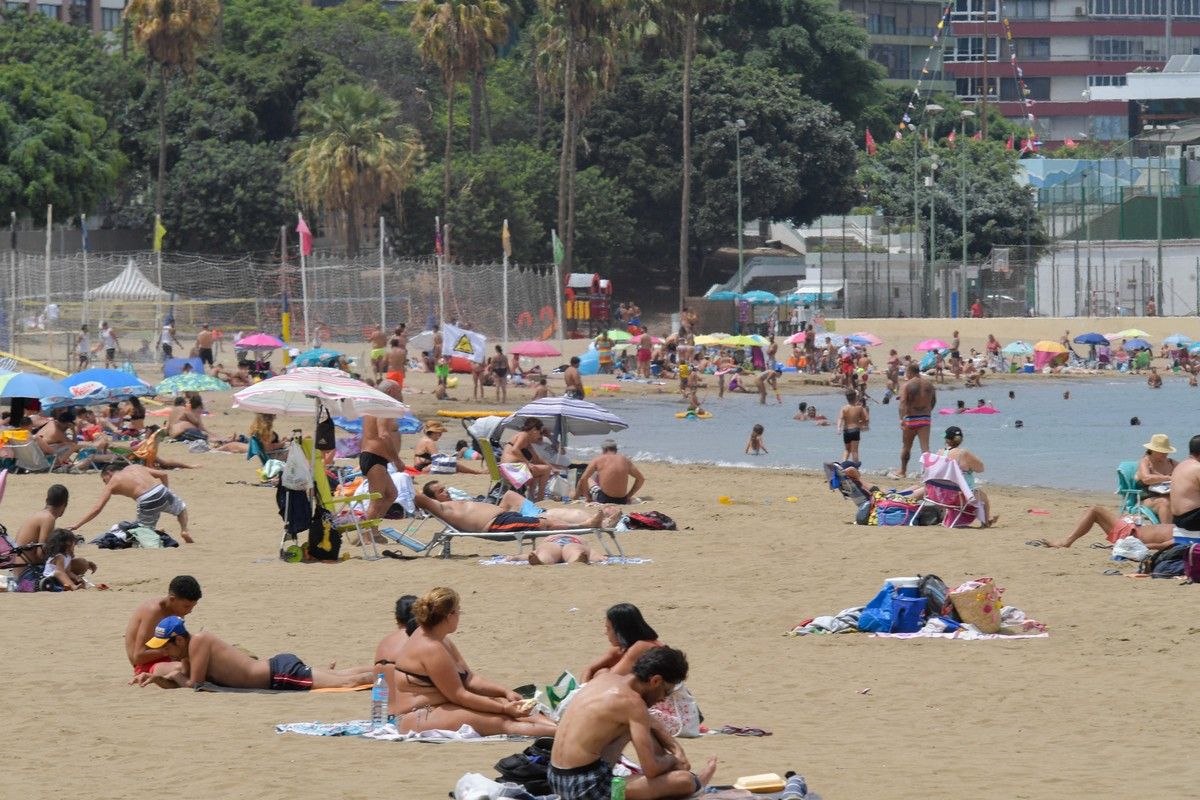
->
[85,260,171,301]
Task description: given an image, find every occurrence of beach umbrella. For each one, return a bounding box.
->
[509,340,562,358]
[1122,338,1152,351]
[1189,343,1200,355]
[705,290,739,301]
[1113,328,1150,339]
[1033,340,1067,353]
[0,371,67,401]
[233,367,409,418]
[694,334,728,346]
[1001,340,1034,356]
[739,290,779,305]
[597,329,633,342]
[723,334,769,347]
[914,339,950,351]
[235,333,285,349]
[291,348,344,368]
[163,357,206,377]
[785,332,806,345]
[1163,333,1193,347]
[44,369,154,409]
[155,373,232,394]
[919,348,948,371]
[500,396,627,448]
[333,414,422,435]
[1073,332,1109,345]
[848,332,883,347]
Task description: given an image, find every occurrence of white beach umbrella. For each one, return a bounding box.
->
[232,367,409,418]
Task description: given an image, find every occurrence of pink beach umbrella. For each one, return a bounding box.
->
[509,340,562,358]
[235,332,285,349]
[914,339,950,351]
[786,331,806,345]
[849,332,883,346]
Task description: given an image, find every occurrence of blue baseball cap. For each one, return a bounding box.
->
[146,615,189,648]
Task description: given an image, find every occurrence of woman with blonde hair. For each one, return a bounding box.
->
[215,413,286,456]
[388,587,555,736]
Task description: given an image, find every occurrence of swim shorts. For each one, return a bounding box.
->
[268,653,313,691]
[902,415,931,429]
[133,655,175,676]
[488,512,543,533]
[136,485,187,528]
[359,451,390,475]
[565,389,584,400]
[1107,518,1139,543]
[386,370,405,388]
[161,344,173,359]
[547,760,612,800]
[1173,506,1200,532]
[105,348,116,362]
[590,486,629,505]
[843,428,861,445]
[370,348,386,362]
[547,534,583,546]
[198,347,214,366]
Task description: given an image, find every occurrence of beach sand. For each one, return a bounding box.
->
[2,317,1197,799]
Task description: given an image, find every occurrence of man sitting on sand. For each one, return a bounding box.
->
[549,646,716,800]
[417,481,604,533]
[125,575,203,679]
[1036,505,1176,550]
[13,484,69,560]
[167,396,208,441]
[1171,434,1200,532]
[572,440,644,505]
[130,616,376,691]
[69,463,193,543]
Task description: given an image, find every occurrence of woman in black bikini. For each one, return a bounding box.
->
[489,345,509,404]
[501,418,552,501]
[387,587,556,735]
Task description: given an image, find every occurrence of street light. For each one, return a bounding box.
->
[959,109,975,318]
[729,118,747,292]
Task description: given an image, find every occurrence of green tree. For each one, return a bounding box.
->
[463,1,510,153]
[289,84,424,254]
[125,0,220,219]
[0,64,124,218]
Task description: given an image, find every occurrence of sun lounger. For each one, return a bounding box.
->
[395,507,625,559]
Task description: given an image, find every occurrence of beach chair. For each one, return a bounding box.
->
[0,524,44,592]
[822,461,872,507]
[910,452,980,528]
[7,441,61,474]
[303,439,383,561]
[1116,461,1160,523]
[401,503,625,560]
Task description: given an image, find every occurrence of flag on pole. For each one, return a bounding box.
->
[296,214,313,256]
[435,217,444,256]
[441,322,487,364]
[502,219,512,258]
[80,215,89,253]
[153,215,166,252]
[551,229,564,267]
[865,128,877,156]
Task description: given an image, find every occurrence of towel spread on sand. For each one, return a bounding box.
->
[478,555,652,566]
[275,721,525,742]
[871,629,1049,640]
[200,683,371,694]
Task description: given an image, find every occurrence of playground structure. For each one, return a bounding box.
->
[563,272,613,339]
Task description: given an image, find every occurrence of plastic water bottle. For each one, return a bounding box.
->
[610,775,626,800]
[370,672,388,728]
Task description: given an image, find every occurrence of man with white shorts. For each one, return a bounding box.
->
[69,463,192,543]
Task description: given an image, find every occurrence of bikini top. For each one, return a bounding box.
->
[390,665,469,688]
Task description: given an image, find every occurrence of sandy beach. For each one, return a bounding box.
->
[2,315,1197,799]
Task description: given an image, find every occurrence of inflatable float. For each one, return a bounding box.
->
[937,406,1000,415]
[436,409,514,419]
[675,410,714,420]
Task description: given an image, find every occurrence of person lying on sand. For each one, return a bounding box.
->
[510,534,609,565]
[550,646,716,800]
[388,587,556,736]
[1034,505,1176,550]
[130,616,375,690]
[70,463,193,543]
[125,575,202,679]
[417,481,604,533]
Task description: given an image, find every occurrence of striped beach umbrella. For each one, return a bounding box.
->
[233,367,409,418]
[500,397,627,446]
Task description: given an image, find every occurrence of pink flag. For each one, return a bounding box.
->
[296,214,313,256]
[865,128,877,156]
[435,219,444,256]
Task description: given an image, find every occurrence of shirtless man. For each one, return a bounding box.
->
[368,325,388,381]
[836,390,869,463]
[70,463,192,542]
[564,357,585,400]
[532,376,549,400]
[130,616,375,691]
[196,324,215,370]
[1170,434,1200,532]
[896,362,936,478]
[385,338,407,401]
[13,484,69,560]
[417,481,602,533]
[360,380,406,524]
[35,411,78,460]
[573,440,644,504]
[124,575,202,679]
[166,396,207,440]
[548,646,716,800]
[755,369,781,405]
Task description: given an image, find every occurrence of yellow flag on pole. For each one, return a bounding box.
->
[502,219,512,258]
[153,215,167,252]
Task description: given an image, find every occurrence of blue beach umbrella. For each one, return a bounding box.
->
[1123,338,1152,351]
[1189,343,1200,355]
[1073,332,1109,346]
[705,290,740,301]
[1163,333,1193,347]
[292,348,344,368]
[45,368,155,409]
[0,371,66,401]
[739,290,780,305]
[1001,340,1034,356]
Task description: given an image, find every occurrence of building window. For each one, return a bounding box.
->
[947,36,999,62]
[951,0,999,21]
[955,77,999,98]
[1089,0,1199,15]
[869,44,914,80]
[1088,74,1128,86]
[1000,76,1050,101]
[1093,115,1129,140]
[1009,0,1051,17]
[867,14,897,34]
[1176,0,1200,17]
[37,4,58,18]
[101,6,121,29]
[5,1,25,9]
[1093,36,1150,59]
[1014,38,1051,59]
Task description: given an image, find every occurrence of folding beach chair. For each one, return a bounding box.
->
[0,522,44,592]
[910,452,980,528]
[822,461,872,507]
[304,439,383,561]
[1116,461,1160,523]
[6,441,61,474]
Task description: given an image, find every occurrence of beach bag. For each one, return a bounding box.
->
[429,454,458,474]
[499,462,532,488]
[948,578,1003,633]
[857,583,898,632]
[1141,543,1189,577]
[918,574,952,618]
[1185,545,1200,584]
[493,737,554,796]
[650,683,702,738]
[314,408,336,452]
[874,499,917,526]
[307,506,341,561]
[626,511,677,530]
[281,441,313,490]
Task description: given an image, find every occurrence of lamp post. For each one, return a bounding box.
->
[729,118,747,292]
[959,109,975,318]
[921,104,943,317]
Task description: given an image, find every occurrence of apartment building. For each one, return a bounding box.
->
[942,0,1200,143]
[5,0,126,34]
[842,0,958,90]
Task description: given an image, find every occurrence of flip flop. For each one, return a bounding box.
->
[1025,539,1048,547]
[381,550,417,561]
[1089,542,1113,550]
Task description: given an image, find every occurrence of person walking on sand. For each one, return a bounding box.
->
[895,363,936,478]
[69,463,193,542]
[836,390,869,463]
[564,357,585,400]
[98,321,120,368]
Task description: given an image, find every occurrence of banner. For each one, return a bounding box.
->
[441,323,487,364]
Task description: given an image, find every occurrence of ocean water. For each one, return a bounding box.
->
[576,377,1199,493]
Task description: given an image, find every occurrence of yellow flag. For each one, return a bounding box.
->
[502,219,512,258]
[153,216,167,252]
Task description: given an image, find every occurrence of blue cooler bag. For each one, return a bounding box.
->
[857,582,897,632]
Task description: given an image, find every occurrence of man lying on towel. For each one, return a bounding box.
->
[129,616,375,691]
[417,481,606,532]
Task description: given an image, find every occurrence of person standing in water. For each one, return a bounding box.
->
[836,390,869,464]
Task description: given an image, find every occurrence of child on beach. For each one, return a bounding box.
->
[455,440,482,461]
[746,424,767,455]
[836,390,869,463]
[41,528,96,591]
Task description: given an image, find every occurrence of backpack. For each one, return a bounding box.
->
[494,736,554,796]
[1139,542,1189,577]
[625,511,677,530]
[917,574,953,618]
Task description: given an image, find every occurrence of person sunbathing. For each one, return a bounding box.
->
[412,420,482,474]
[549,646,716,800]
[214,413,286,457]
[1035,505,1176,549]
[1136,434,1177,524]
[582,603,663,681]
[166,397,207,441]
[417,481,603,533]
[375,595,418,666]
[35,410,78,462]
[388,587,556,735]
[130,616,375,690]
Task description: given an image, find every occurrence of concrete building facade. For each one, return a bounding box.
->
[5,0,126,35]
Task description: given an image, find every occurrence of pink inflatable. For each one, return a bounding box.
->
[938,406,1000,415]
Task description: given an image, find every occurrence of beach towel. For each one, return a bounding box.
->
[275,721,525,742]
[200,682,371,694]
[477,555,651,566]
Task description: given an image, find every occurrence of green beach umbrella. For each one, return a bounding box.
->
[156,373,232,394]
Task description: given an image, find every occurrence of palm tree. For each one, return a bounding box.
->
[125,0,220,217]
[462,1,510,153]
[288,85,424,255]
